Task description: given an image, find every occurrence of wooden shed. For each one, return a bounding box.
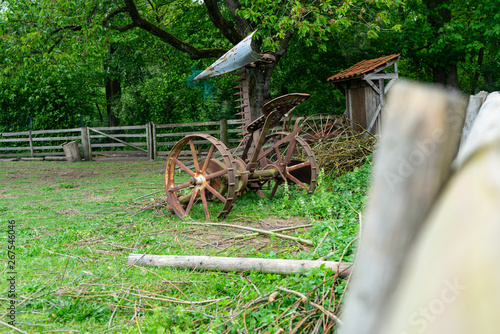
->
[328,54,400,134]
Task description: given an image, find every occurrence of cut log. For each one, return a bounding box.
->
[61,141,81,162]
[128,254,352,278]
[20,157,44,161]
[44,156,67,161]
[339,81,467,334]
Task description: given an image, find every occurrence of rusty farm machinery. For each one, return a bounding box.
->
[164,31,319,220]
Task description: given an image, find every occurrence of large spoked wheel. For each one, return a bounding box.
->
[259,131,318,200]
[165,134,237,220]
[300,113,343,145]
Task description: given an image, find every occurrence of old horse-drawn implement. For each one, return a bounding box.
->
[165,32,318,220]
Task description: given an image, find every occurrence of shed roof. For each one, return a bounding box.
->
[327,54,400,83]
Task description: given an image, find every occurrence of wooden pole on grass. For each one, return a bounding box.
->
[128,254,353,278]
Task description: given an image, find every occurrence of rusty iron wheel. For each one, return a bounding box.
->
[165,134,237,220]
[259,131,318,200]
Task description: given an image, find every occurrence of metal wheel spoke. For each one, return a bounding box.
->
[284,137,297,165]
[269,181,280,200]
[287,161,311,172]
[168,181,192,193]
[205,168,228,181]
[272,136,283,165]
[205,183,227,204]
[189,138,200,173]
[174,158,195,177]
[201,145,215,173]
[286,173,309,191]
[184,188,199,216]
[200,189,210,220]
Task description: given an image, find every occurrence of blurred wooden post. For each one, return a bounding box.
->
[81,127,92,161]
[381,91,500,334]
[220,119,228,146]
[340,81,467,334]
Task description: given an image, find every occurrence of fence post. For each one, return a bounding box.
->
[81,127,92,161]
[220,119,228,146]
[146,122,156,161]
[151,122,157,160]
[28,130,34,158]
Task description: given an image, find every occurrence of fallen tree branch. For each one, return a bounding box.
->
[309,301,343,326]
[184,222,313,246]
[128,254,352,278]
[232,224,313,240]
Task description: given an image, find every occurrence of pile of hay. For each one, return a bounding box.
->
[304,117,377,175]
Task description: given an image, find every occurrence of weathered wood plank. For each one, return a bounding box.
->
[128,254,353,278]
[90,125,146,131]
[458,91,489,150]
[0,146,32,151]
[90,142,147,148]
[89,133,145,139]
[0,135,81,143]
[155,121,219,129]
[455,91,499,169]
[156,130,219,138]
[340,81,467,334]
[381,141,500,334]
[1,128,81,136]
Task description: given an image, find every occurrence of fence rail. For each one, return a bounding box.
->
[0,119,246,161]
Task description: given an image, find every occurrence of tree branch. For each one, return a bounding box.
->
[104,0,227,59]
[203,0,243,45]
[224,0,253,36]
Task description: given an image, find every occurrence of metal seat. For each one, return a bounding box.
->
[246,93,310,133]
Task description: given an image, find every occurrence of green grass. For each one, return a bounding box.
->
[0,159,371,333]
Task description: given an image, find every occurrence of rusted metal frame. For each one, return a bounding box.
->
[89,128,147,153]
[256,121,305,163]
[246,110,279,172]
[284,117,304,165]
[287,161,311,172]
[239,133,254,163]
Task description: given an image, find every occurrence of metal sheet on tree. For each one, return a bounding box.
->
[193,31,260,81]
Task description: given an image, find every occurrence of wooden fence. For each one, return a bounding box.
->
[340,83,500,334]
[0,119,244,161]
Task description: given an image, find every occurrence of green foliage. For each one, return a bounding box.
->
[0,65,100,132]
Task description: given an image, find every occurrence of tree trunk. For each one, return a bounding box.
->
[432,64,459,89]
[245,65,275,121]
[105,77,121,126]
[424,0,460,88]
[105,44,121,127]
